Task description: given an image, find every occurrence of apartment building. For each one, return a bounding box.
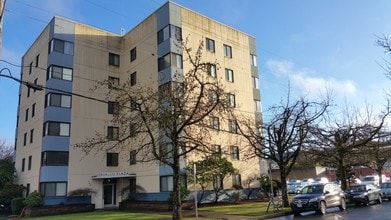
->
[14,2,263,209]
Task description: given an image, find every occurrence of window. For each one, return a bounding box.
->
[109,53,120,66]
[108,76,120,89]
[29,62,33,74]
[130,47,136,62]
[49,38,74,55]
[107,153,119,166]
[36,54,40,67]
[213,174,223,190]
[22,158,25,172]
[41,151,69,166]
[160,175,173,192]
[28,156,32,170]
[228,119,237,133]
[252,76,259,89]
[47,65,73,81]
[212,145,221,157]
[32,103,36,117]
[255,100,262,112]
[157,24,181,44]
[158,53,182,71]
[228,94,235,107]
[225,69,234,82]
[45,93,71,108]
[33,78,38,92]
[129,123,136,137]
[232,174,242,187]
[230,146,239,160]
[224,44,232,58]
[108,101,119,114]
[26,184,30,197]
[208,64,217,77]
[209,90,218,103]
[40,182,67,197]
[43,121,70,136]
[23,133,27,146]
[25,108,29,121]
[130,150,136,165]
[210,116,220,130]
[107,126,119,140]
[27,87,30,97]
[130,72,137,86]
[206,38,215,52]
[30,129,34,143]
[250,54,257,66]
[130,98,138,110]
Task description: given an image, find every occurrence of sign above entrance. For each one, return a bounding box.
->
[92,171,135,179]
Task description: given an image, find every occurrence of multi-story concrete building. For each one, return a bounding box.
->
[14,2,262,209]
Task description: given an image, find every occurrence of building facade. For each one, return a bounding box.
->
[14,2,263,209]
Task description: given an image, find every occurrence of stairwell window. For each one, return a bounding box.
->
[47,65,73,81]
[49,39,74,55]
[45,93,71,108]
[157,24,182,44]
[43,121,70,136]
[250,54,257,66]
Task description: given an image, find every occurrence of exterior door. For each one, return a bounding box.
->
[103,184,115,206]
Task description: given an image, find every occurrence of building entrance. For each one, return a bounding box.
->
[103,179,116,207]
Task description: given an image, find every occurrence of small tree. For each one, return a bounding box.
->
[187,156,237,204]
[23,191,44,207]
[0,183,25,207]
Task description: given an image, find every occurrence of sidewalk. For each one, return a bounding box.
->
[180,209,290,220]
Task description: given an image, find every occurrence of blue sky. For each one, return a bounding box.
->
[1,0,391,145]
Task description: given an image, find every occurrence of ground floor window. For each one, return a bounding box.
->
[160,175,173,192]
[40,182,67,197]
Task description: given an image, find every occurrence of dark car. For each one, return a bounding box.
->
[380,182,391,200]
[345,184,382,206]
[291,183,346,215]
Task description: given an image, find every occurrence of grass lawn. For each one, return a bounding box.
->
[20,200,291,220]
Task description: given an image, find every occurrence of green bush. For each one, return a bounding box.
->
[11,197,25,215]
[23,191,44,207]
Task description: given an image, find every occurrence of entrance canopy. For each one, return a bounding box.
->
[92,171,136,179]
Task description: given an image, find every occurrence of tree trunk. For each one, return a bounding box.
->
[171,157,182,219]
[279,166,289,207]
[337,161,348,190]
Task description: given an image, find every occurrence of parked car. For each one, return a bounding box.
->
[380,182,391,200]
[344,184,382,206]
[301,178,314,186]
[313,177,329,184]
[291,183,346,215]
[288,182,303,194]
[361,175,380,186]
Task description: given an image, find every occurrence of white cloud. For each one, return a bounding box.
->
[266,59,356,98]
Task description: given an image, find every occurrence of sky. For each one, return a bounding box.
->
[1,0,391,145]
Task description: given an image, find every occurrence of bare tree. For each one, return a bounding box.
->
[376,35,391,80]
[238,95,329,207]
[362,131,391,185]
[75,40,231,219]
[309,104,390,190]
